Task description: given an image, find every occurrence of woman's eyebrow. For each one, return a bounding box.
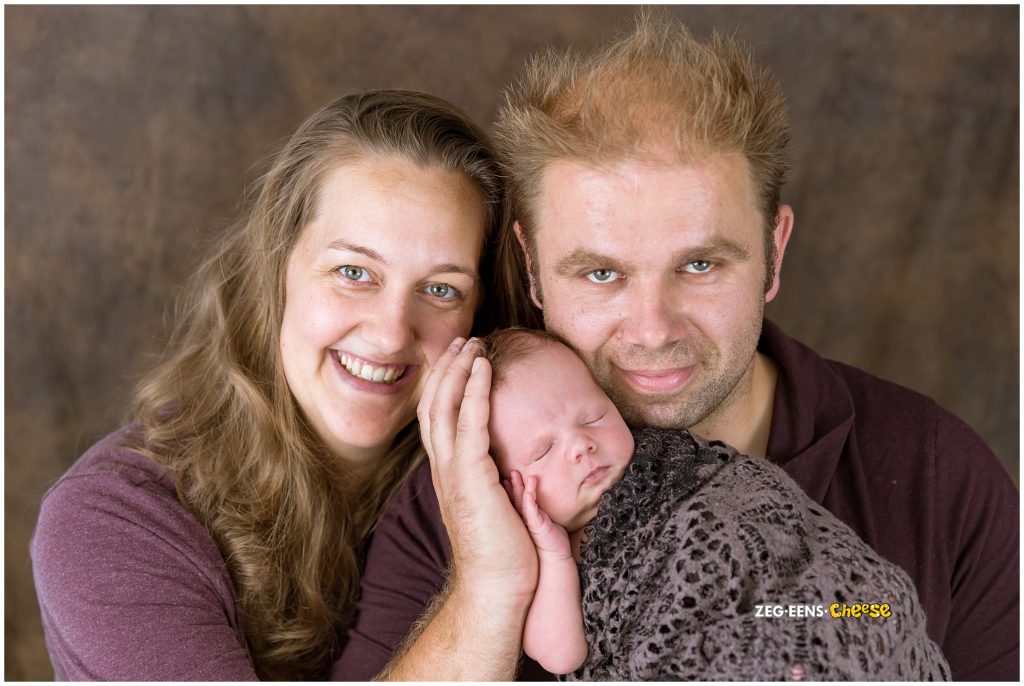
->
[326,242,479,280]
[326,240,386,263]
[430,264,481,280]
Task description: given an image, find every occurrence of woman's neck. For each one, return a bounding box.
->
[328,441,391,480]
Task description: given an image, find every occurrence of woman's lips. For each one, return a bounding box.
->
[332,352,418,396]
[338,352,407,384]
[618,366,693,394]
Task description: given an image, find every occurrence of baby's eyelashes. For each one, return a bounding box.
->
[528,441,555,463]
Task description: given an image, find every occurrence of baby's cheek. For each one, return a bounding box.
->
[534,481,568,522]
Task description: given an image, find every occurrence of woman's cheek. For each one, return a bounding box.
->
[426,309,475,362]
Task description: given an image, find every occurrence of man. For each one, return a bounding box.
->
[335,14,1018,680]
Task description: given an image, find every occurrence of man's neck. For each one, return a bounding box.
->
[690,352,778,458]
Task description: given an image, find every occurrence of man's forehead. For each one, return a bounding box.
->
[533,153,757,227]
[538,150,751,189]
[524,156,763,278]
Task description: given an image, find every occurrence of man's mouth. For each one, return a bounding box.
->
[618,366,693,394]
[337,353,408,385]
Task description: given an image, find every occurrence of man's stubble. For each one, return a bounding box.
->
[546,301,766,432]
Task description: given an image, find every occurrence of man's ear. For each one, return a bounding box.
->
[513,221,543,310]
[765,204,794,303]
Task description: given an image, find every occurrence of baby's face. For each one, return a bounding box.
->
[489,342,634,532]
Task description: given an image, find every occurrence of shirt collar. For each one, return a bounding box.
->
[761,319,854,503]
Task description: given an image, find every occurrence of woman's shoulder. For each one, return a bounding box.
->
[31,424,253,680]
[33,422,228,583]
[54,422,171,488]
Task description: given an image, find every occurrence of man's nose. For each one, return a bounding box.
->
[620,277,684,350]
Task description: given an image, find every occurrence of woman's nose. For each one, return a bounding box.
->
[364,291,415,354]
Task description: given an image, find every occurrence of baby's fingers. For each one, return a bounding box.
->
[509,470,526,513]
[521,487,546,532]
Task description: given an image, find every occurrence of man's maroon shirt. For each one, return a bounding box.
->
[335,319,1019,680]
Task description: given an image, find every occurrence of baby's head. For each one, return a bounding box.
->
[484,328,635,532]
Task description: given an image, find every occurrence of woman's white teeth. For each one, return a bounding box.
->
[338,353,405,385]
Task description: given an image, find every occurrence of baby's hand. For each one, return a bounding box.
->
[503,471,571,558]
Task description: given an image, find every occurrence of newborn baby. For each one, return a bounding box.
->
[483,327,950,680]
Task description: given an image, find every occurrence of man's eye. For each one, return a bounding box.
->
[339,265,371,282]
[682,261,713,274]
[586,269,621,283]
[425,283,461,300]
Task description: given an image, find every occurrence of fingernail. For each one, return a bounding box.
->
[450,337,465,350]
[471,357,483,374]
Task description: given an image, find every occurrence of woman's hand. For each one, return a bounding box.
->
[417,337,539,605]
[504,471,572,558]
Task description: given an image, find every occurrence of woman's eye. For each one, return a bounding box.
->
[339,265,371,282]
[586,269,621,283]
[425,283,461,300]
[683,261,713,274]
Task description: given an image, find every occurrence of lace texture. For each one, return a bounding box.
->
[568,428,950,681]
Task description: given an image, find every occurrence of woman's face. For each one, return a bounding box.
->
[280,155,487,469]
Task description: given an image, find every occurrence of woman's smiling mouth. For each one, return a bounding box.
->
[337,352,408,385]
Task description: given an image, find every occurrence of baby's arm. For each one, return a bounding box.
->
[506,472,588,675]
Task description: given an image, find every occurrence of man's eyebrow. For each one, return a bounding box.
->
[552,249,627,277]
[677,237,752,261]
[326,240,479,280]
[551,236,751,277]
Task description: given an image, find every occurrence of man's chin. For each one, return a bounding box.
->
[611,392,698,430]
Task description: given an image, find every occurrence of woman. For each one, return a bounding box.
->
[30,90,508,680]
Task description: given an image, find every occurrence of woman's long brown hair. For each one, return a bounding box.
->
[131,91,507,679]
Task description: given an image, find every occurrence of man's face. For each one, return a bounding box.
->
[525,152,785,431]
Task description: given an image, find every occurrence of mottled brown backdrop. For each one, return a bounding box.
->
[5,5,1018,680]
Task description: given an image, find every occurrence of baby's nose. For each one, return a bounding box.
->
[568,434,597,462]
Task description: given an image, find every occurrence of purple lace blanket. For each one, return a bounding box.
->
[569,428,950,681]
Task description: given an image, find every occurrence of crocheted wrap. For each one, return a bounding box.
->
[567,428,950,681]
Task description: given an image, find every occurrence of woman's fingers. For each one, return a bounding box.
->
[417,337,467,498]
[426,338,485,475]
[418,337,481,501]
[417,337,467,459]
[454,355,492,457]
[417,342,539,600]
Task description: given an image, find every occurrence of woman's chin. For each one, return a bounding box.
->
[317,409,416,464]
